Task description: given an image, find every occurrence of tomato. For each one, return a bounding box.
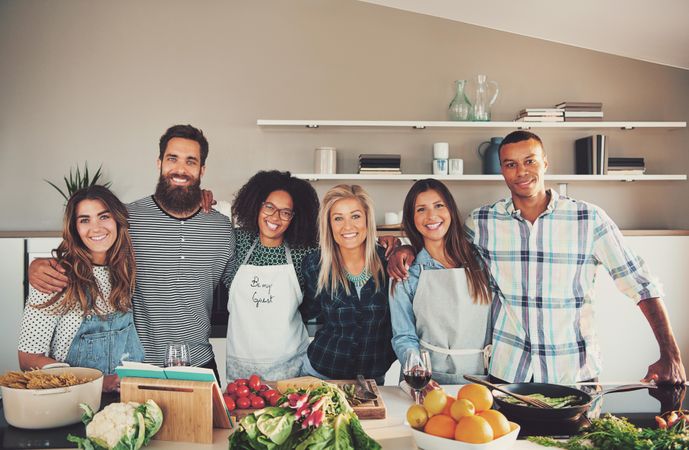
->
[236,385,250,398]
[223,395,236,411]
[259,384,270,392]
[235,378,249,386]
[225,393,237,401]
[268,393,281,406]
[251,396,265,408]
[248,374,262,392]
[236,397,251,409]
[225,382,237,395]
[262,389,279,400]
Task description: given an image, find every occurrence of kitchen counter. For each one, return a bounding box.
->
[3,383,686,449]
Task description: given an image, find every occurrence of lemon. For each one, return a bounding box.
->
[423,389,448,416]
[406,404,429,429]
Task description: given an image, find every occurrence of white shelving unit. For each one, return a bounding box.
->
[259,119,687,194]
[294,173,687,182]
[257,119,686,130]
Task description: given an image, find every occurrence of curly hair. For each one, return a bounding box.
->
[232,171,319,248]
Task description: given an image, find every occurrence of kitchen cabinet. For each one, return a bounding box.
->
[0,238,25,374]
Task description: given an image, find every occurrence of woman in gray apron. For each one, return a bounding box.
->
[18,186,144,392]
[225,171,319,381]
[390,179,492,385]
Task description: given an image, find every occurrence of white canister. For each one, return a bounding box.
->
[432,143,449,175]
[449,158,464,175]
[314,147,337,174]
[384,212,399,225]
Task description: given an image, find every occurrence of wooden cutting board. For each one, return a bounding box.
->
[232,379,386,420]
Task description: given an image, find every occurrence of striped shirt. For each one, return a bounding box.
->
[465,189,662,383]
[128,196,235,366]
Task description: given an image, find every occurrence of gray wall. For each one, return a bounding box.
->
[1,0,688,231]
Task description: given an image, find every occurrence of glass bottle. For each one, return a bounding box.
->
[466,74,499,121]
[448,80,471,121]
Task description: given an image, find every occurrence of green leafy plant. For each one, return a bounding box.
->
[45,162,111,202]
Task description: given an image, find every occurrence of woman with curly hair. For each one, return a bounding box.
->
[18,185,144,392]
[225,170,320,381]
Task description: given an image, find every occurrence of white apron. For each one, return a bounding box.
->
[226,240,309,381]
[413,265,492,384]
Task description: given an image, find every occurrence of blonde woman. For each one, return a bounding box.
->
[300,185,396,385]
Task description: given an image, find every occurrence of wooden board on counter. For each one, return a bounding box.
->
[232,379,386,420]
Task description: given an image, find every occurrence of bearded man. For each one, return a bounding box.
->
[29,125,236,381]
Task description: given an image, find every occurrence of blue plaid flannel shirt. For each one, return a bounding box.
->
[300,247,396,380]
[465,189,663,383]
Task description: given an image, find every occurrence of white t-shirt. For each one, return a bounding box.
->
[18,266,116,362]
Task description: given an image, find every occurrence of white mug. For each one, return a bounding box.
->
[432,159,448,175]
[449,158,464,175]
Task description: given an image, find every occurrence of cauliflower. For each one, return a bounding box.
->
[67,400,163,450]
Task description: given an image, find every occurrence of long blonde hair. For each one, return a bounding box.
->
[317,184,385,296]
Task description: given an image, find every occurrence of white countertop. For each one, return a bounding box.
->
[135,385,544,450]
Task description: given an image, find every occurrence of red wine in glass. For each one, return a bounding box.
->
[404,368,432,390]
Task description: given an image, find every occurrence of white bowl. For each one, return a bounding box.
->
[410,421,520,450]
[1,367,103,429]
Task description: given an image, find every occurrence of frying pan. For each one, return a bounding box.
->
[492,382,653,422]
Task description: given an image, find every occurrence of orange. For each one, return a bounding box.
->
[457,384,493,412]
[406,404,428,429]
[454,415,494,443]
[478,409,511,438]
[441,395,455,416]
[450,398,475,422]
[424,414,457,439]
[423,389,448,416]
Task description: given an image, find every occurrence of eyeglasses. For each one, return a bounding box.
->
[261,202,294,221]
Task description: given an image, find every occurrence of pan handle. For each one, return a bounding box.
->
[594,383,656,399]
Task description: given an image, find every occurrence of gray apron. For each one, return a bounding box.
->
[413,265,492,384]
[226,240,308,381]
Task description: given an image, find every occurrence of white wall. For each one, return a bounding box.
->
[0,0,688,232]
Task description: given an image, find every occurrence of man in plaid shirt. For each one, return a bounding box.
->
[390,131,685,384]
[466,131,685,383]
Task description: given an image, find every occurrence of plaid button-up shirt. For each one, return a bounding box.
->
[300,247,396,380]
[465,190,663,383]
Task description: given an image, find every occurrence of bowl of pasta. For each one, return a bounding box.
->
[0,367,103,429]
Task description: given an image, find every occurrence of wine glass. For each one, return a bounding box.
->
[165,342,190,367]
[403,348,432,404]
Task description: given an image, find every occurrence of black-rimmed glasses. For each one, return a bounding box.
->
[261,202,294,221]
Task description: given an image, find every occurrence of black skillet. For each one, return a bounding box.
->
[492,382,654,422]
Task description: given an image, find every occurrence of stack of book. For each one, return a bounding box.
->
[358,154,402,175]
[575,135,607,174]
[555,102,604,121]
[607,157,645,175]
[515,108,564,122]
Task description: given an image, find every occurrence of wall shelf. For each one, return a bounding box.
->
[294,173,687,182]
[258,119,686,130]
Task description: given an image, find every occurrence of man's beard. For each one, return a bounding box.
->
[154,173,202,215]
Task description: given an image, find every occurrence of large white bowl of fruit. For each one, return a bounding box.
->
[406,383,520,450]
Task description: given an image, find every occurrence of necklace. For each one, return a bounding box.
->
[345,269,371,288]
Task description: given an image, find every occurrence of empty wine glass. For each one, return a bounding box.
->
[165,342,190,367]
[403,348,432,404]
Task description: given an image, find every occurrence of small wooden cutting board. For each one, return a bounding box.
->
[232,379,386,420]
